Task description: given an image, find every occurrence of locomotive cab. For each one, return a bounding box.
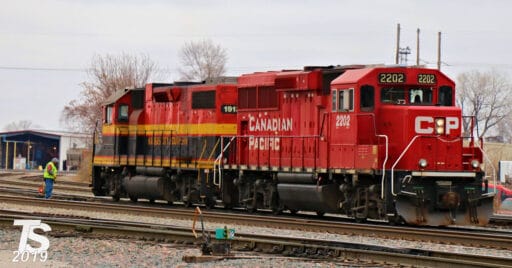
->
[331,67,494,225]
[92,87,145,196]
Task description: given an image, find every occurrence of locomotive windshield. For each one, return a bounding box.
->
[380,87,433,105]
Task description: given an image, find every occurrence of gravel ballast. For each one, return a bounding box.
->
[1,202,511,266]
[1,227,356,267]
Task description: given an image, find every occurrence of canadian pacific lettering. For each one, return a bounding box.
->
[249,115,293,132]
[247,114,292,151]
[249,137,280,150]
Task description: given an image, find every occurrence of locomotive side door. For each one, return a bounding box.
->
[317,107,328,169]
[329,88,356,169]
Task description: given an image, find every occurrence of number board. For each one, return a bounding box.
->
[378,73,405,84]
[417,74,436,84]
[221,105,237,114]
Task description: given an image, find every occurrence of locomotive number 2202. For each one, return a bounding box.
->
[335,114,350,128]
[378,73,405,84]
[417,74,436,84]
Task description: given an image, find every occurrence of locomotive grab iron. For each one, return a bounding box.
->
[91,65,495,226]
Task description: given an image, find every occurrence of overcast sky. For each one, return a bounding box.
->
[1,0,510,131]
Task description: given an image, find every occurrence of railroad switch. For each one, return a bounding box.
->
[211,226,235,255]
[191,207,235,256]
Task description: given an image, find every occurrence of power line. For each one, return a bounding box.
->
[0,66,86,72]
[3,62,512,75]
[0,65,296,73]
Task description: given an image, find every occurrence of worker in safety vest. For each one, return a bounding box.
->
[43,158,58,199]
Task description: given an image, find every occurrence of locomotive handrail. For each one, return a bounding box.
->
[354,113,389,199]
[378,134,389,199]
[390,135,461,196]
[475,140,497,195]
[213,136,236,187]
[462,115,496,194]
[92,120,99,167]
[390,135,488,197]
[390,135,423,196]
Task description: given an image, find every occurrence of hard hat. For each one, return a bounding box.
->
[52,158,59,164]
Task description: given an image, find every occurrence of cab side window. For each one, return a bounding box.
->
[439,86,453,106]
[360,85,374,111]
[105,105,113,124]
[118,104,129,122]
[331,90,337,112]
[332,88,354,112]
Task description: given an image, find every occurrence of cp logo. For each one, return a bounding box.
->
[414,116,459,135]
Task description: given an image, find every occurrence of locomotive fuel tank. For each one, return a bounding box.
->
[278,184,342,213]
[123,175,173,202]
[277,173,342,213]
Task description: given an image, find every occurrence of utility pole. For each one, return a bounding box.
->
[437,31,442,70]
[395,23,400,64]
[396,23,410,65]
[399,47,411,65]
[416,28,420,66]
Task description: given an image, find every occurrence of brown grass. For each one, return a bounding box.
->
[76,151,92,184]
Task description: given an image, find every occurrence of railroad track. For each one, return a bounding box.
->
[0,209,510,268]
[3,172,512,226]
[0,194,510,250]
[0,175,91,192]
[490,213,512,224]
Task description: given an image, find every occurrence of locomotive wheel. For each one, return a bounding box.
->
[246,195,258,213]
[129,195,138,202]
[149,199,155,204]
[111,195,120,202]
[355,216,367,223]
[205,198,216,209]
[167,201,173,206]
[246,204,257,213]
[316,211,325,217]
[271,192,283,215]
[388,214,405,225]
[289,209,298,215]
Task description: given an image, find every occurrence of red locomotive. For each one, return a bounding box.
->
[92,65,495,226]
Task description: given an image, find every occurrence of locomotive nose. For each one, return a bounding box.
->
[441,191,460,209]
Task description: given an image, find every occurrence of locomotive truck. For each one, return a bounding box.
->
[91,65,495,226]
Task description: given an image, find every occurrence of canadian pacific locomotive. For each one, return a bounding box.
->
[92,65,495,226]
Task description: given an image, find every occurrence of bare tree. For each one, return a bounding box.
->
[178,39,227,82]
[3,120,40,131]
[456,70,512,139]
[61,53,158,133]
[495,118,512,143]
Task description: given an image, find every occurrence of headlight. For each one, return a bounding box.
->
[471,159,480,169]
[435,118,445,135]
[419,158,428,168]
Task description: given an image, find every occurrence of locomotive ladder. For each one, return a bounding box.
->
[474,141,497,195]
[213,136,236,187]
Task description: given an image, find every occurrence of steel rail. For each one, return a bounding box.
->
[0,194,510,250]
[0,179,90,192]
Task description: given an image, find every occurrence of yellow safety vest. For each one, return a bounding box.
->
[43,162,57,180]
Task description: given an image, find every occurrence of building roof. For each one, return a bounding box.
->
[0,129,91,140]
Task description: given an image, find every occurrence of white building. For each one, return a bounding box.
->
[0,129,91,171]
